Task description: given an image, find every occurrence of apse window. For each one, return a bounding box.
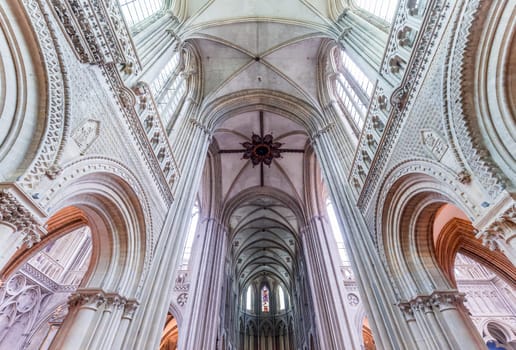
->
[119,0,163,27]
[278,286,286,310]
[261,286,270,313]
[354,0,400,22]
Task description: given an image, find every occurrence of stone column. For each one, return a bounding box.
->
[312,128,416,349]
[300,217,359,349]
[181,217,228,349]
[125,117,212,349]
[110,300,138,349]
[52,290,106,350]
[431,291,485,349]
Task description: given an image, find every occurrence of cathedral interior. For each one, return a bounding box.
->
[0,0,515,349]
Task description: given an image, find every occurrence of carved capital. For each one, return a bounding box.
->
[68,290,106,310]
[0,190,45,248]
[430,290,465,311]
[397,302,416,321]
[122,300,139,320]
[475,203,516,252]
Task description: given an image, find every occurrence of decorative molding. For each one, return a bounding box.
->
[420,129,449,161]
[72,119,100,155]
[444,0,505,199]
[18,0,69,191]
[49,0,141,73]
[349,0,453,211]
[102,67,178,205]
[0,190,45,248]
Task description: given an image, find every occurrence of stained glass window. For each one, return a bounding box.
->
[261,286,269,313]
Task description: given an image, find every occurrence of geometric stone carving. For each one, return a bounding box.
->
[421,129,449,161]
[177,293,188,307]
[72,119,100,154]
[347,293,359,306]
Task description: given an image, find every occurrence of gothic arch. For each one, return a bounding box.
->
[377,160,480,298]
[0,0,68,188]
[444,0,513,197]
[434,216,516,287]
[198,89,324,135]
[19,157,151,299]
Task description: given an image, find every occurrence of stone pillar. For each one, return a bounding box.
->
[181,217,228,349]
[125,117,212,349]
[312,128,415,349]
[431,291,485,349]
[398,291,485,349]
[111,301,139,350]
[300,217,359,349]
[52,290,106,350]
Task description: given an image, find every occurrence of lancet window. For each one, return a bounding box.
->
[261,286,270,313]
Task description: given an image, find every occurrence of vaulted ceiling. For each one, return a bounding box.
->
[185,0,333,302]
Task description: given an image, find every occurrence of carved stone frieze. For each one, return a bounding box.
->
[49,0,141,73]
[398,290,466,315]
[101,65,178,205]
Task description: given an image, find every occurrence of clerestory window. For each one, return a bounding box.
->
[179,200,200,269]
[334,50,374,134]
[246,285,253,310]
[278,286,286,310]
[119,0,163,28]
[353,0,400,23]
[326,199,350,265]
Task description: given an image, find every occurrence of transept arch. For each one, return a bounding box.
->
[0,1,68,188]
